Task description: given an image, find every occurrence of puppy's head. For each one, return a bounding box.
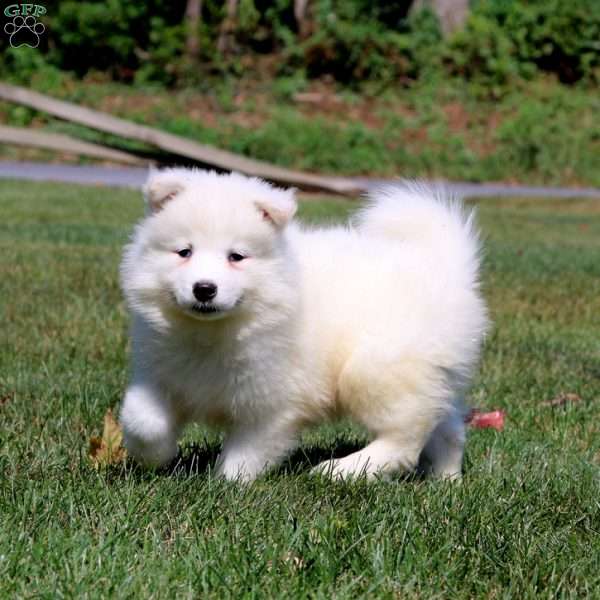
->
[121,168,297,329]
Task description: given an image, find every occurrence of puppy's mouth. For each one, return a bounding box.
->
[184,297,243,320]
[187,302,227,320]
[191,303,221,315]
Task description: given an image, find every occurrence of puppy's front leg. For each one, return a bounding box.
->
[120,380,180,468]
[216,419,298,482]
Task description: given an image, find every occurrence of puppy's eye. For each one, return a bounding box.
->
[176,248,192,258]
[228,252,246,263]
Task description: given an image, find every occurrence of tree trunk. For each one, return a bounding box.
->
[184,0,202,61]
[414,0,469,36]
[294,0,310,39]
[217,0,239,55]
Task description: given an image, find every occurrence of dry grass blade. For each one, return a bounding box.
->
[541,392,582,408]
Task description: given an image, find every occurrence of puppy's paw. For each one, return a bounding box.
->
[123,431,179,469]
[214,454,262,482]
[120,384,180,469]
[310,457,371,481]
[311,441,411,481]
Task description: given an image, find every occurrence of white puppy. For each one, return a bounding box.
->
[120,168,488,481]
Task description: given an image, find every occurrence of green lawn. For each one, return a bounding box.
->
[1,180,599,598]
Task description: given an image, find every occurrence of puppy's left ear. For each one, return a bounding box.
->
[254,188,297,228]
[143,168,186,213]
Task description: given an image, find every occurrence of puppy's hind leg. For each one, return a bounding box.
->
[419,409,466,480]
[313,349,448,480]
[312,434,427,480]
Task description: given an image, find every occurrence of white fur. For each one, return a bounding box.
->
[120,169,489,481]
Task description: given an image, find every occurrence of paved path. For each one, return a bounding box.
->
[1,160,600,199]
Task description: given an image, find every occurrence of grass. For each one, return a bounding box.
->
[1,75,600,187]
[1,179,600,598]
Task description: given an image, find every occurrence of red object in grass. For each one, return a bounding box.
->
[466,409,505,431]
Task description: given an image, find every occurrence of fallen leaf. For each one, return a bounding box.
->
[542,392,582,408]
[89,408,127,468]
[466,409,505,431]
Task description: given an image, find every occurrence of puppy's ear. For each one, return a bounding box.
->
[143,169,185,213]
[254,188,297,228]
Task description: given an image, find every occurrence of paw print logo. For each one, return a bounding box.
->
[4,15,45,48]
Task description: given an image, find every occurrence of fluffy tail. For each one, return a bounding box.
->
[355,181,482,284]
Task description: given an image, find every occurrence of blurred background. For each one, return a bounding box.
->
[1,0,599,187]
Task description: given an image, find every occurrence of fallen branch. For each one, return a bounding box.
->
[0,125,146,165]
[0,83,363,195]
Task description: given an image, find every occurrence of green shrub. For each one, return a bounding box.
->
[0,0,597,88]
[446,0,600,87]
[478,0,600,82]
[227,109,392,173]
[493,91,600,184]
[45,1,190,82]
[282,2,440,85]
[443,14,522,96]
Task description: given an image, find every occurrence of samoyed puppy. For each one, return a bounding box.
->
[120,168,488,481]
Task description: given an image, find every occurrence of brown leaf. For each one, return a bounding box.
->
[88,408,127,468]
[542,392,582,408]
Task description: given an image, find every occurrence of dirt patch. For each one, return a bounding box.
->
[443,102,470,132]
[98,93,164,116]
[292,83,387,129]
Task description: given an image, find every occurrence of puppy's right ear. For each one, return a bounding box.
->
[254,187,297,229]
[143,169,185,213]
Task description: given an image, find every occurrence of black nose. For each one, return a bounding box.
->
[193,281,218,302]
